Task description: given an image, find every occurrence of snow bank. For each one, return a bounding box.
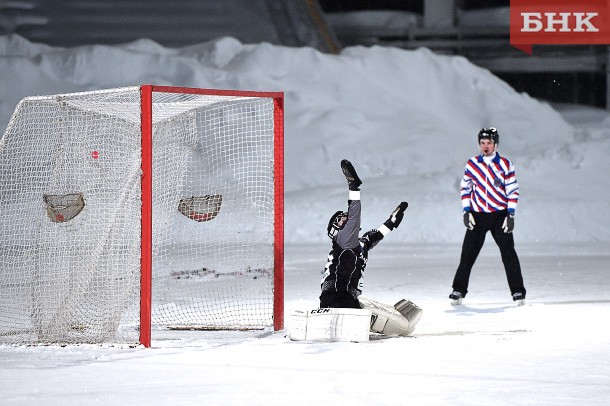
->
[1,34,608,243]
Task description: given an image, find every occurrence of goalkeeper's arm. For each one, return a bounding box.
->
[360,201,408,252]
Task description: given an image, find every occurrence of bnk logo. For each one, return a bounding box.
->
[521,12,599,32]
[510,0,610,54]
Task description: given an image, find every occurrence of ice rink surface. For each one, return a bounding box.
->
[1,242,608,406]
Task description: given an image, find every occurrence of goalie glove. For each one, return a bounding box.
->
[383,202,408,231]
[463,211,475,230]
[340,159,362,191]
[360,229,384,251]
[502,212,515,233]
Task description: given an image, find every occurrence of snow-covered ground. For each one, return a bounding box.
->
[0,34,609,405]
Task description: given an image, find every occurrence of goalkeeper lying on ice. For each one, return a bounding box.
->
[319,159,422,336]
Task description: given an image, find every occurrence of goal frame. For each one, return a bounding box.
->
[139,85,284,347]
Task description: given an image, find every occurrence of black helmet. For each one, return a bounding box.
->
[327,210,348,239]
[478,127,499,145]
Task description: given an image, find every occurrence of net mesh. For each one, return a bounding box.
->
[0,87,278,344]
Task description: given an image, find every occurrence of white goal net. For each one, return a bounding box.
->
[0,86,284,346]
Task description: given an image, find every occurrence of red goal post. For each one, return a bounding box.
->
[139,85,285,347]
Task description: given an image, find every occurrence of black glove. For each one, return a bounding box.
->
[383,202,408,230]
[502,213,515,233]
[360,229,384,251]
[463,211,475,230]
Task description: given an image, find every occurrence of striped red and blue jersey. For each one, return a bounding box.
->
[460,153,519,214]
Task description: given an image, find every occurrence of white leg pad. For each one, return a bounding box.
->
[359,297,422,336]
[288,308,372,342]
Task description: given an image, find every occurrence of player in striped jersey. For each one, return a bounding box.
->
[449,127,527,305]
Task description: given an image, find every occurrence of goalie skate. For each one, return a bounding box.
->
[394,299,422,335]
[359,297,420,336]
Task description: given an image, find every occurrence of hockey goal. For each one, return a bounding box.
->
[0,85,284,347]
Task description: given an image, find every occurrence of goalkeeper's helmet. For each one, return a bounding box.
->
[327,210,348,239]
[478,127,499,145]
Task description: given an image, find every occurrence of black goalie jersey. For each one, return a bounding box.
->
[320,241,368,306]
[320,198,382,309]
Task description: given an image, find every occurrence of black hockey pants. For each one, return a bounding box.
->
[320,291,361,309]
[451,210,526,297]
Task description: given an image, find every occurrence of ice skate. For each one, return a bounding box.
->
[449,291,463,305]
[512,292,525,306]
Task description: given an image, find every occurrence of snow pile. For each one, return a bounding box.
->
[1,34,609,243]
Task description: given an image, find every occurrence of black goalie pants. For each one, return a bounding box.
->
[451,210,526,297]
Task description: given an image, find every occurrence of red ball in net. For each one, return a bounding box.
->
[91,150,99,159]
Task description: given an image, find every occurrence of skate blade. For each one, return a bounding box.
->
[515,299,525,306]
[451,298,463,305]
